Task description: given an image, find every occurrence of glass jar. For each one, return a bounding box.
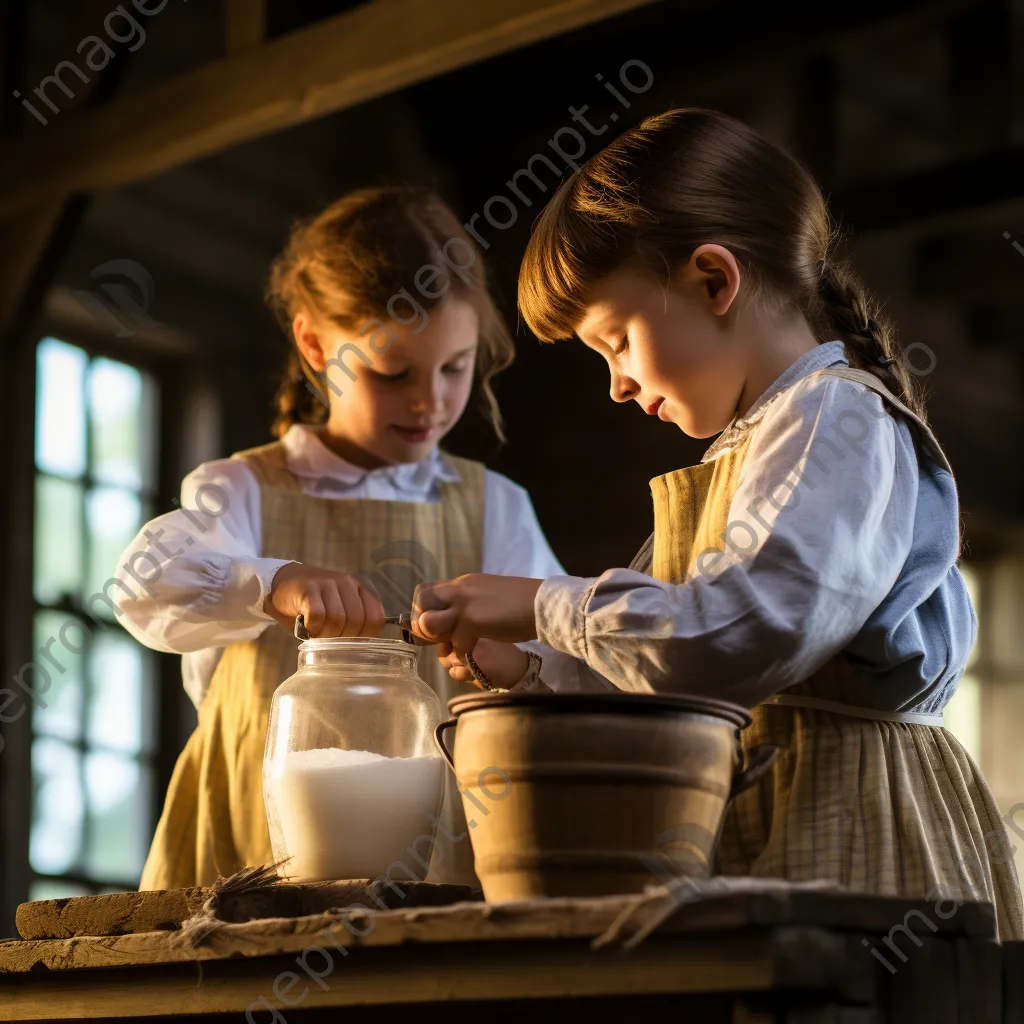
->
[263,637,444,882]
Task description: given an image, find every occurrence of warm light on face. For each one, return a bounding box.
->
[574,265,748,439]
[319,295,479,465]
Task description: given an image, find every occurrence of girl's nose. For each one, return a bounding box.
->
[610,368,639,403]
[410,373,443,414]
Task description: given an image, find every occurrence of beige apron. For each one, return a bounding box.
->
[139,442,485,891]
[649,367,1024,940]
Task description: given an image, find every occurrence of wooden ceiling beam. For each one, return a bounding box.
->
[0,0,659,218]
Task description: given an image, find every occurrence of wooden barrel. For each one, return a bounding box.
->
[434,691,775,902]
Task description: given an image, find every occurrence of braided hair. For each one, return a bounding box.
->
[814,260,926,421]
[272,349,329,439]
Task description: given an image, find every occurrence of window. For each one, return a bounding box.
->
[946,558,1024,899]
[29,337,160,899]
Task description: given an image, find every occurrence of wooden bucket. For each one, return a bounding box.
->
[434,691,775,902]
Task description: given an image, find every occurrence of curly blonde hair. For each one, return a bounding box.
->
[266,185,515,439]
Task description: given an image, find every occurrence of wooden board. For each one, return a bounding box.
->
[0,0,659,216]
[0,931,782,1021]
[0,885,995,974]
[6,925,990,1024]
[17,887,205,942]
[16,880,478,940]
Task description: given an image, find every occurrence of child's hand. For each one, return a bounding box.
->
[437,639,530,689]
[268,563,386,637]
[411,574,542,654]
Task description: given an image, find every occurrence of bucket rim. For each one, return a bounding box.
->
[445,690,752,728]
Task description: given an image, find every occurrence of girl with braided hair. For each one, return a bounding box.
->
[411,109,1024,938]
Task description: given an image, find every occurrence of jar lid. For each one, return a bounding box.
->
[298,636,414,656]
[446,690,752,728]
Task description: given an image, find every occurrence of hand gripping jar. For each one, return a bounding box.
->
[263,636,445,882]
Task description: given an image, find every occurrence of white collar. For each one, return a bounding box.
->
[702,341,849,462]
[279,424,462,495]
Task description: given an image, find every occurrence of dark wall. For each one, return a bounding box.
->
[40,0,1024,575]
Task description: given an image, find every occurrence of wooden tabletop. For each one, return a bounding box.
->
[0,883,1003,1022]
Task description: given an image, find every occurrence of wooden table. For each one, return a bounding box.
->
[0,882,1013,1023]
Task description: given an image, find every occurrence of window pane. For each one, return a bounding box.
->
[30,738,84,875]
[28,880,93,902]
[35,338,87,478]
[32,611,84,742]
[87,632,155,755]
[89,359,157,490]
[83,752,151,882]
[33,476,84,606]
[85,487,142,610]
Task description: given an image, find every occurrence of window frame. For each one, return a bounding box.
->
[31,336,162,895]
[2,308,201,926]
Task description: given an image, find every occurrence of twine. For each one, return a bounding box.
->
[172,862,288,952]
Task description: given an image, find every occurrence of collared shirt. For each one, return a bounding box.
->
[535,342,976,714]
[702,340,849,460]
[113,425,595,707]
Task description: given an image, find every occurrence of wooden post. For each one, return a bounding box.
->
[0,199,92,938]
[0,0,74,935]
[0,0,131,934]
[224,0,266,55]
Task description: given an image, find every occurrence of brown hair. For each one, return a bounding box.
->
[518,107,926,420]
[266,185,515,439]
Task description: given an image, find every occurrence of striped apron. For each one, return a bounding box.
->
[139,442,485,891]
[647,367,1024,940]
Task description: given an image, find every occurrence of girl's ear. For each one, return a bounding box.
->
[293,312,326,371]
[688,244,742,316]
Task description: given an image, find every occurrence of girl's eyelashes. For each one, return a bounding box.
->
[611,335,629,355]
[367,367,410,382]
[367,361,470,382]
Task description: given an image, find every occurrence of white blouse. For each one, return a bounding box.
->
[533,342,957,710]
[112,425,598,707]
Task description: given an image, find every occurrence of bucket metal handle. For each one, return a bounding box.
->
[730,744,778,798]
[434,718,458,772]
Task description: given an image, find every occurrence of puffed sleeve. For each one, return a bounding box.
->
[533,376,917,706]
[111,458,295,654]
